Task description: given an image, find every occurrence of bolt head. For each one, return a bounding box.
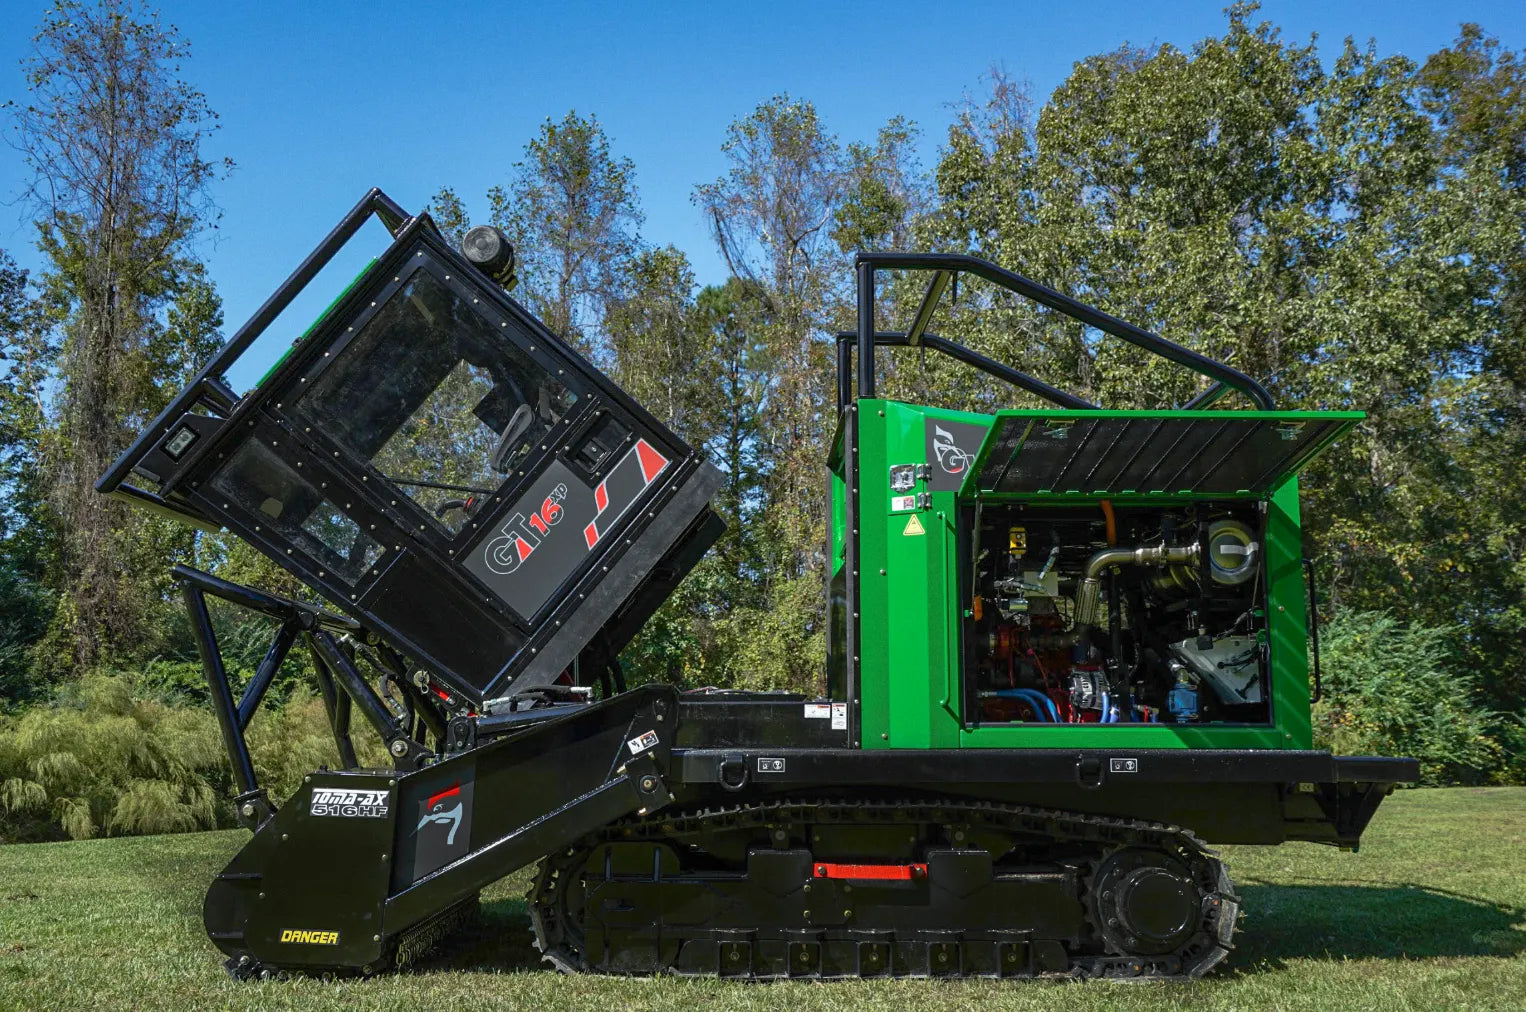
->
[389,739,409,757]
[240,803,255,817]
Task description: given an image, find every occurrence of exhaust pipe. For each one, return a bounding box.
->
[1074,543,1199,626]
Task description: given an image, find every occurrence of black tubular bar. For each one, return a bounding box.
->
[1181,380,1233,410]
[311,630,403,749]
[305,633,359,769]
[857,260,876,400]
[333,690,356,767]
[235,621,299,731]
[181,582,259,798]
[852,252,1276,410]
[195,375,238,414]
[170,564,360,631]
[96,187,413,496]
[834,331,1097,412]
[836,332,860,412]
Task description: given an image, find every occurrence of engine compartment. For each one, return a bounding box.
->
[963,502,1270,726]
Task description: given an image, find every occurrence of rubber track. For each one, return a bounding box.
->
[528,797,1241,980]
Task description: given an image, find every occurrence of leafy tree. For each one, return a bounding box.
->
[8,0,229,673]
[922,4,1526,718]
[427,185,473,249]
[488,111,642,356]
[0,251,54,706]
[833,116,928,253]
[606,246,718,439]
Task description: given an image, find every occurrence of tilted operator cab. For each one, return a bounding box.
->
[99,191,722,712]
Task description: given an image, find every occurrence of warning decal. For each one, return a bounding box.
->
[903,514,925,536]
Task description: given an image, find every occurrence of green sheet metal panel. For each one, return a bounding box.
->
[853,400,1329,752]
[960,410,1362,499]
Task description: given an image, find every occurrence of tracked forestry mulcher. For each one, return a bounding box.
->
[99,189,1417,981]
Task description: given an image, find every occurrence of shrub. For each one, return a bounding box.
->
[0,671,385,843]
[0,673,231,841]
[1312,611,1507,785]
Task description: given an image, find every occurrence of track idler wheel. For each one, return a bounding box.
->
[1086,844,1237,976]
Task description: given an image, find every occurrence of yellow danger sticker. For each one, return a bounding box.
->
[280,929,340,945]
[903,514,925,536]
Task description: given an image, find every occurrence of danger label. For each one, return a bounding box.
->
[627,729,660,755]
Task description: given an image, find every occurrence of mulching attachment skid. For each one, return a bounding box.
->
[99,189,1417,981]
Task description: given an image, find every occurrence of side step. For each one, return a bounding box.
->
[204,684,677,977]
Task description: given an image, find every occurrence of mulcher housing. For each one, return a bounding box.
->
[100,190,1417,981]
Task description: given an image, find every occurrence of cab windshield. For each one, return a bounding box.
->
[294,267,578,532]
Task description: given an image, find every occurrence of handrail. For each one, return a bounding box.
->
[852,252,1276,411]
[834,331,1096,413]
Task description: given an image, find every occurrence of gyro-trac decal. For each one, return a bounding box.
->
[465,439,669,621]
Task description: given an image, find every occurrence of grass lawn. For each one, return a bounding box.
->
[1,787,1522,1011]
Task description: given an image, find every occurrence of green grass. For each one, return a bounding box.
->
[1,788,1522,1011]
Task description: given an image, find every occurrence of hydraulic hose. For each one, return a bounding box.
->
[994,688,1059,722]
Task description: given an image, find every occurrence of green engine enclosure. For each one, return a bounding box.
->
[830,401,1362,753]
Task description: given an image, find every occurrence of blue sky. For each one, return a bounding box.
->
[2,0,1524,387]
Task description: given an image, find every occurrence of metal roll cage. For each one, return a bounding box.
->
[844,252,1275,413]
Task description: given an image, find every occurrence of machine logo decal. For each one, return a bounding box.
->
[482,484,568,576]
[280,929,340,945]
[465,444,670,622]
[627,729,660,755]
[932,425,974,475]
[923,419,992,492]
[417,783,465,845]
[309,787,389,818]
[584,439,669,549]
[409,773,474,881]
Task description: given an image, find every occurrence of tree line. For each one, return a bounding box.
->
[2,1,1523,805]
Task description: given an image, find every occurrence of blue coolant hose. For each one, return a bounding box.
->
[995,688,1060,723]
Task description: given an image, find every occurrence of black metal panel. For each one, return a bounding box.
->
[670,747,1418,789]
[676,696,853,749]
[970,413,1358,497]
